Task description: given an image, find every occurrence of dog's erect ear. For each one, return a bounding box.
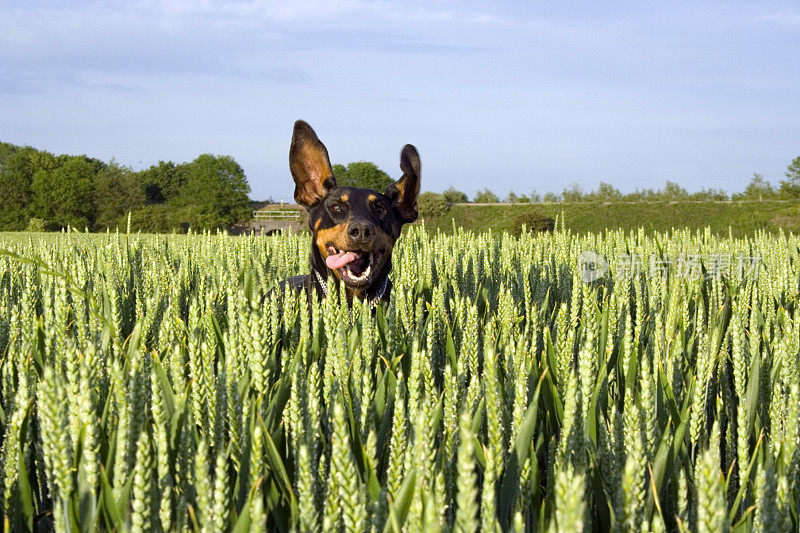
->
[290,120,336,208]
[385,144,421,224]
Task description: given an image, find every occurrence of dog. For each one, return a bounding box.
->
[281,120,421,305]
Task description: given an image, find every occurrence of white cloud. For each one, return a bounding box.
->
[135,0,508,26]
[758,11,800,27]
[138,0,382,23]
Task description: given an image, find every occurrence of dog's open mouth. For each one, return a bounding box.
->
[325,245,384,287]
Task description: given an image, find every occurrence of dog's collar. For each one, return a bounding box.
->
[313,270,388,307]
[370,275,389,306]
[313,270,329,299]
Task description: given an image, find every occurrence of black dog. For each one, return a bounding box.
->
[282,120,421,305]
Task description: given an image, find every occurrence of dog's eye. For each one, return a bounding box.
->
[372,203,387,217]
[331,203,344,214]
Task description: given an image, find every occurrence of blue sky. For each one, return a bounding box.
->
[2,1,799,201]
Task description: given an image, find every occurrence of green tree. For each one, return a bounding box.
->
[778,181,800,199]
[661,181,689,201]
[442,186,469,204]
[0,146,37,230]
[733,173,774,201]
[0,141,16,163]
[690,188,728,201]
[181,154,251,228]
[505,191,530,203]
[543,191,559,203]
[473,189,499,203]
[417,191,449,220]
[27,149,66,174]
[31,156,96,229]
[332,164,347,184]
[592,182,622,202]
[94,162,147,229]
[333,161,393,192]
[2,141,256,232]
[785,155,800,184]
[779,155,800,198]
[139,160,188,204]
[561,183,585,202]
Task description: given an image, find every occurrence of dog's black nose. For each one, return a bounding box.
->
[348,221,374,243]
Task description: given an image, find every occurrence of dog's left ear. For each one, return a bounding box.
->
[386,144,421,224]
[290,120,336,209]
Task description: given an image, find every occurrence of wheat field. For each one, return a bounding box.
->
[0,225,798,532]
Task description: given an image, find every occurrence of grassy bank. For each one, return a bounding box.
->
[425,200,800,237]
[4,200,798,240]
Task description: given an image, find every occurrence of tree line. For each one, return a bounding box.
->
[441,166,800,205]
[0,142,251,232]
[2,139,798,233]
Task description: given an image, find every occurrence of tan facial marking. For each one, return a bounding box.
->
[314,218,321,230]
[315,224,349,279]
[368,194,377,202]
[340,194,348,202]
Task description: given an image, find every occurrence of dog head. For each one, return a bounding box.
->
[289,120,420,297]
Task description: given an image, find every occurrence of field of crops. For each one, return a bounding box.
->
[1,225,799,532]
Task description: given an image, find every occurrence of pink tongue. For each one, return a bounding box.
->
[326,250,358,270]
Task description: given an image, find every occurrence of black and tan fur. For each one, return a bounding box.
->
[282,120,420,304]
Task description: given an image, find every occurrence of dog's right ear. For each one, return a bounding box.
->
[290,120,336,208]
